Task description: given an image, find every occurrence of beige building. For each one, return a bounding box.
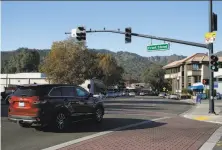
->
[163,53,222,93]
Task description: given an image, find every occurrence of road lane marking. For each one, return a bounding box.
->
[193,116,209,121]
[42,116,171,150]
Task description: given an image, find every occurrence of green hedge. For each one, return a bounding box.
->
[182,88,193,95]
[205,89,217,98]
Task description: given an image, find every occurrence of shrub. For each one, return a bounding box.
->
[205,89,217,98]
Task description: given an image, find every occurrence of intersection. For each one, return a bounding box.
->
[1,96,221,150]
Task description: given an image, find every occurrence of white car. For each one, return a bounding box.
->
[139,92,145,96]
[169,94,179,100]
[129,92,136,96]
[158,92,166,98]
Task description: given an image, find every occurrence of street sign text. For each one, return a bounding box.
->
[147,43,170,51]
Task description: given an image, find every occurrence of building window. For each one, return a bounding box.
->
[192,64,200,70]
[166,69,171,74]
[194,76,201,83]
[187,65,192,70]
[188,76,192,83]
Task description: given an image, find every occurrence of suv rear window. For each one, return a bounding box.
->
[13,86,50,97]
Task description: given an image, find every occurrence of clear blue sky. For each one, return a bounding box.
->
[1,1,222,57]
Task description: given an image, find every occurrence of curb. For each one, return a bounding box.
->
[179,104,222,125]
[199,126,222,150]
[181,113,222,125]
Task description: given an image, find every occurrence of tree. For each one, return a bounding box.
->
[39,38,124,85]
[142,64,167,92]
[96,53,124,86]
[3,48,40,73]
[39,39,93,84]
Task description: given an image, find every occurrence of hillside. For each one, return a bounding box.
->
[215,51,222,56]
[1,48,186,81]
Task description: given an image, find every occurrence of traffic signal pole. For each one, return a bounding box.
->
[65,1,216,114]
[66,30,208,48]
[208,0,215,114]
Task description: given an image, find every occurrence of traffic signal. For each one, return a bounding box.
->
[76,26,86,41]
[210,55,219,72]
[202,79,209,85]
[212,13,217,31]
[125,27,132,43]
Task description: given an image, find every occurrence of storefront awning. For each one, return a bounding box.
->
[188,82,204,90]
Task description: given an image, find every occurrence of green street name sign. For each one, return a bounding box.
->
[147,43,170,51]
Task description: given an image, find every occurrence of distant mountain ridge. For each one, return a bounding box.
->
[1,48,187,81]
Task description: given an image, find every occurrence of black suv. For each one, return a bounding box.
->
[8,84,105,131]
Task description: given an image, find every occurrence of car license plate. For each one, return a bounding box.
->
[19,102,25,107]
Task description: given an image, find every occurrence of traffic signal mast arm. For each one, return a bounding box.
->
[66,29,208,49]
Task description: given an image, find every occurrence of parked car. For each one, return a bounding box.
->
[118,91,124,97]
[139,91,145,96]
[169,94,179,100]
[129,92,136,97]
[106,91,116,98]
[122,91,129,96]
[158,92,166,98]
[8,84,105,131]
[215,93,221,100]
[165,94,170,99]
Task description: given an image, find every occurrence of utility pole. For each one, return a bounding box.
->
[208,0,215,114]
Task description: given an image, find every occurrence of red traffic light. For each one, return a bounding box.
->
[202,79,209,85]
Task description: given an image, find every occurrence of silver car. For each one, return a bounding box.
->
[169,94,179,100]
[158,92,166,98]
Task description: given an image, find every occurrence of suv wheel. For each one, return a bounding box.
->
[94,107,103,123]
[19,122,32,128]
[54,112,69,131]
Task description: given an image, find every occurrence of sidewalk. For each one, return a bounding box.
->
[44,116,220,150]
[182,100,222,124]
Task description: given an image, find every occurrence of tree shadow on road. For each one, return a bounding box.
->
[37,117,167,133]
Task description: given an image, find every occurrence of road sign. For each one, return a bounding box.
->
[205,32,216,44]
[205,32,216,38]
[214,82,218,88]
[147,43,170,51]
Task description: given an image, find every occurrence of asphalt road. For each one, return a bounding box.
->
[1,96,194,150]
